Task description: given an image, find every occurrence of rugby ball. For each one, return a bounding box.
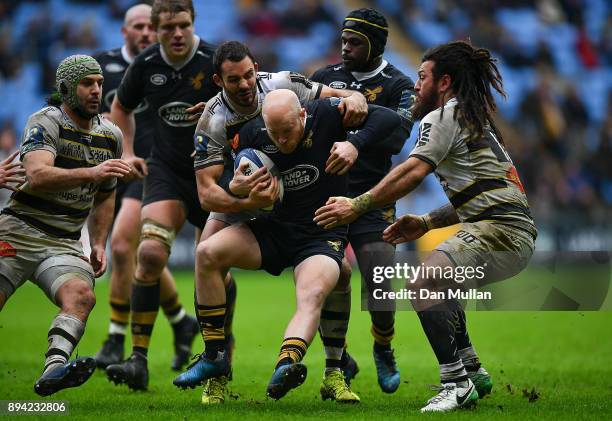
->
[234,148,284,211]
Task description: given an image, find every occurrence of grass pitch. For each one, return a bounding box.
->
[1,270,611,420]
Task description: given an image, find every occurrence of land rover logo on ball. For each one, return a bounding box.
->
[281,165,319,191]
[150,74,167,85]
[158,102,194,127]
[329,81,347,89]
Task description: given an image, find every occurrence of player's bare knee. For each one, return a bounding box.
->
[196,240,223,270]
[301,285,328,311]
[57,280,96,315]
[137,240,168,274]
[111,236,133,267]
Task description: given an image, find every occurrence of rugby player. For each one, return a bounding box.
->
[187,41,369,404]
[173,89,403,402]
[0,55,130,396]
[93,3,199,372]
[314,40,536,412]
[310,8,414,395]
[104,0,219,391]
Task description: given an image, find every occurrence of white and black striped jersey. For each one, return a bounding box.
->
[410,98,535,234]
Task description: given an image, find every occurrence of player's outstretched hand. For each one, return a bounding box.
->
[248,175,279,209]
[314,196,359,229]
[0,150,26,191]
[123,155,148,181]
[382,214,428,244]
[90,159,132,184]
[326,141,358,175]
[90,245,107,278]
[186,102,206,121]
[338,92,368,127]
[230,163,271,197]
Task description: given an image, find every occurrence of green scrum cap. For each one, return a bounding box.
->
[55,54,102,110]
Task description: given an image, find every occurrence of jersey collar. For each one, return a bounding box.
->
[121,45,134,64]
[350,59,388,82]
[160,35,200,70]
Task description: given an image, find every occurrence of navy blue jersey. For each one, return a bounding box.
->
[310,60,415,193]
[237,98,402,231]
[117,38,220,177]
[94,46,155,159]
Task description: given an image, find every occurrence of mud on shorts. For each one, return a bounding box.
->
[247,216,347,276]
[0,213,95,304]
[435,219,537,286]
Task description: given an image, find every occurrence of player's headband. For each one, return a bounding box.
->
[343,9,389,61]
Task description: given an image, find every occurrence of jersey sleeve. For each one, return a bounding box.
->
[408,110,455,168]
[271,71,323,102]
[308,68,325,84]
[98,122,123,192]
[193,106,227,171]
[116,58,145,111]
[388,77,416,130]
[20,109,60,158]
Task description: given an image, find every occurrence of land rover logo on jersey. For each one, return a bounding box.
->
[105,63,125,73]
[158,102,195,127]
[262,144,279,154]
[104,89,149,114]
[281,165,319,191]
[150,73,167,85]
[329,81,347,89]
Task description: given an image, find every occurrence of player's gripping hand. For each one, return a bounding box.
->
[230,163,272,197]
[338,92,368,127]
[325,141,358,175]
[90,244,107,278]
[382,214,428,244]
[0,150,26,191]
[186,102,206,121]
[314,196,359,229]
[90,159,132,184]
[123,155,148,181]
[246,175,279,210]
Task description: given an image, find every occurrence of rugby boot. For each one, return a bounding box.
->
[201,376,229,404]
[35,357,96,396]
[319,370,360,403]
[95,336,124,369]
[340,351,359,386]
[173,351,229,389]
[106,353,148,391]
[421,380,478,412]
[468,367,493,398]
[266,362,307,400]
[373,347,400,393]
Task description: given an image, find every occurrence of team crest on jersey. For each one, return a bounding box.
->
[326,240,342,252]
[364,86,383,102]
[150,74,167,86]
[416,123,432,147]
[382,207,396,224]
[105,63,125,73]
[301,130,314,148]
[190,72,205,90]
[329,81,347,89]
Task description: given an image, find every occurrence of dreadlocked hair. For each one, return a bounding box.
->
[423,40,506,144]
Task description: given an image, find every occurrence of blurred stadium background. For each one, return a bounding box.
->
[0,0,610,263]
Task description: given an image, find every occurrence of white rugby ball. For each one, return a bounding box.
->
[234,148,284,211]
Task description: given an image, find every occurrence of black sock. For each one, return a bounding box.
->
[109,333,125,345]
[417,302,459,365]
